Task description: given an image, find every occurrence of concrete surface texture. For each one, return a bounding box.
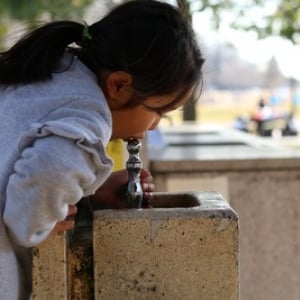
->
[32,232,67,300]
[149,124,300,300]
[32,192,239,300]
[93,192,239,300]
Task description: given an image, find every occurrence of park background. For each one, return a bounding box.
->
[1,0,300,134]
[2,2,300,300]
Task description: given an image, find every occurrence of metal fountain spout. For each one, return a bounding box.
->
[126,137,144,208]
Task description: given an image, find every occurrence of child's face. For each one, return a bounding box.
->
[110,93,189,141]
[101,70,192,141]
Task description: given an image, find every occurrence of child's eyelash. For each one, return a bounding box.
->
[142,104,162,114]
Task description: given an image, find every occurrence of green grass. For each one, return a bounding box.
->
[162,89,297,126]
[163,104,255,126]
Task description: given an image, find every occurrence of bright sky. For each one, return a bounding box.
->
[193,11,300,81]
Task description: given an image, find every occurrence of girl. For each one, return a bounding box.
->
[0,0,204,298]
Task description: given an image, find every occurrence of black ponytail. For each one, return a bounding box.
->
[0,0,205,107]
[0,21,83,84]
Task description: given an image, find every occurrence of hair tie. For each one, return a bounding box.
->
[82,22,92,43]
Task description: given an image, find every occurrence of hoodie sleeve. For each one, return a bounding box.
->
[3,116,112,247]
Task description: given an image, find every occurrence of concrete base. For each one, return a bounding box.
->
[149,125,300,300]
[32,232,67,300]
[32,192,239,299]
[93,192,239,300]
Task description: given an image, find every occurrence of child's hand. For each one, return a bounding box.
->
[53,204,77,232]
[91,168,154,209]
[140,169,155,207]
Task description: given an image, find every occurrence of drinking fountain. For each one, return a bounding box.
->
[32,139,239,300]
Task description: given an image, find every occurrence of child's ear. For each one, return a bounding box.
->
[105,71,133,108]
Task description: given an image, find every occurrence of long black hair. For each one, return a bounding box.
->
[0,0,204,106]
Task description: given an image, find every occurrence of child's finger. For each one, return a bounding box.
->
[143,191,153,201]
[53,220,75,232]
[142,182,155,193]
[67,204,77,217]
[140,169,153,182]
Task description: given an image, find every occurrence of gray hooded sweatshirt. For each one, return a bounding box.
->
[0,54,113,299]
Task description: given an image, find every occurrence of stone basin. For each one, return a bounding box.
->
[163,131,248,147]
[149,191,235,212]
[148,126,299,165]
[153,125,288,150]
[150,191,201,207]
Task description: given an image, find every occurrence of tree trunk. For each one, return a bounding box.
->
[177,0,197,122]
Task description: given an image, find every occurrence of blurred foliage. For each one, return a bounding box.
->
[0,0,93,21]
[188,0,300,44]
[176,0,300,120]
[1,0,299,44]
[260,0,300,43]
[0,0,93,48]
[178,0,239,27]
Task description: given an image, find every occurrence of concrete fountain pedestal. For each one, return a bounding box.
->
[32,191,239,299]
[93,191,239,300]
